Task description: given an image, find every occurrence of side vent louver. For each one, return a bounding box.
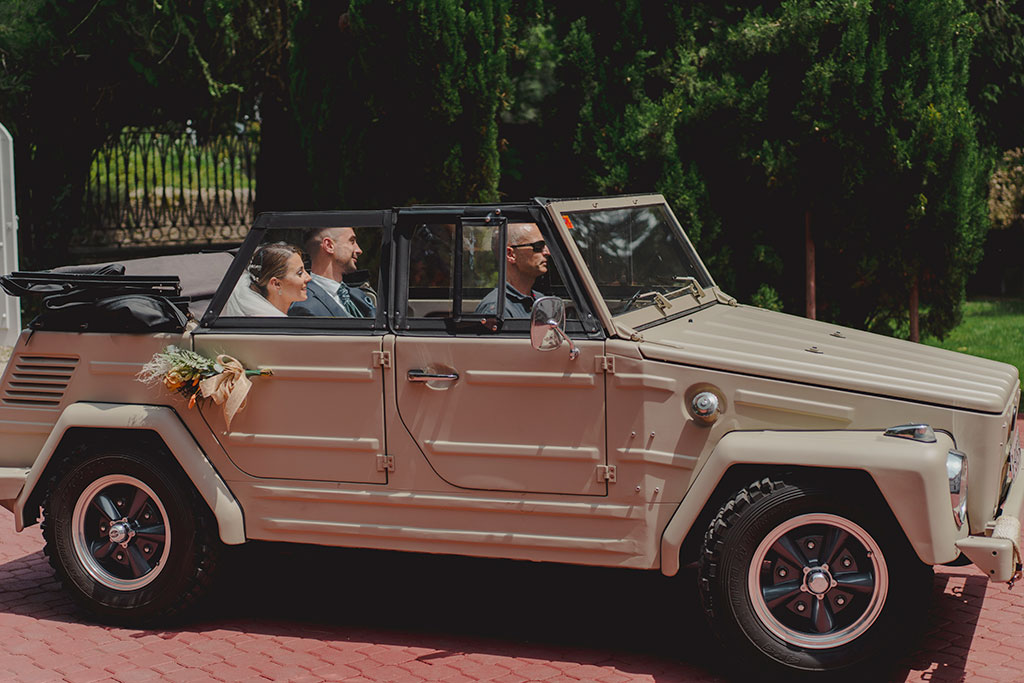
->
[2,355,78,408]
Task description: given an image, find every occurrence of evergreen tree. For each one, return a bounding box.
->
[508,3,726,266]
[0,0,992,342]
[965,0,1024,151]
[533,1,988,339]
[287,0,511,208]
[861,0,988,339]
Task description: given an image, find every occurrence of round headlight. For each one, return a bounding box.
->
[947,449,968,529]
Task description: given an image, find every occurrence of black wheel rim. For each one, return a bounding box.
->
[71,474,171,590]
[747,513,888,649]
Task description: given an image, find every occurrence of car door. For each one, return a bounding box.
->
[390,208,609,496]
[194,210,390,484]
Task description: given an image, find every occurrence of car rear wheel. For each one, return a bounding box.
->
[698,477,931,674]
[71,472,175,592]
[42,448,221,625]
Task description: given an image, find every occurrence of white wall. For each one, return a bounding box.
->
[0,122,20,346]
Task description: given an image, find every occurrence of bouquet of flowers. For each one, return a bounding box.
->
[138,346,271,429]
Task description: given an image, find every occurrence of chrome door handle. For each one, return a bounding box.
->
[407,369,459,382]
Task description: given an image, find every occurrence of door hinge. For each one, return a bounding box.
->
[596,465,617,483]
[372,350,392,368]
[595,356,616,374]
[376,454,395,472]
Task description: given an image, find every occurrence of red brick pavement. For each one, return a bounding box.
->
[2,502,1024,682]
[4,513,1024,683]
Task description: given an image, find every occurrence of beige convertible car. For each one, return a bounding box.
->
[0,194,1020,676]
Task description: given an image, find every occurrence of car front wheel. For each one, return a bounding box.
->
[698,477,931,674]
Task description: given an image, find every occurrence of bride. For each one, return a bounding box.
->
[221,243,312,316]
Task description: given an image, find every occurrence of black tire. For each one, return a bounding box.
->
[41,448,221,626]
[698,477,932,676]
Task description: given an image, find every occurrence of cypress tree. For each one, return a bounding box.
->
[515,1,987,339]
[525,3,726,263]
[863,0,988,339]
[289,0,511,207]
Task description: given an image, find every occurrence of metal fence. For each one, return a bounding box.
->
[81,126,258,250]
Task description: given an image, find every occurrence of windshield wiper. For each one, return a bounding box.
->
[672,276,706,300]
[620,278,707,316]
[620,288,649,313]
[621,288,672,314]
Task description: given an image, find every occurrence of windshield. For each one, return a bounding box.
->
[561,204,710,316]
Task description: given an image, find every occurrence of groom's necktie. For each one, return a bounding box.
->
[336,284,361,317]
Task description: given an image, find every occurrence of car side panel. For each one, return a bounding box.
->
[391,335,607,496]
[228,478,653,565]
[227,335,660,567]
[12,401,246,544]
[600,340,985,574]
[660,430,964,576]
[0,327,979,574]
[0,331,250,536]
[192,334,388,484]
[0,329,174,471]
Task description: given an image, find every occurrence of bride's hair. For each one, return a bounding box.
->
[248,242,302,297]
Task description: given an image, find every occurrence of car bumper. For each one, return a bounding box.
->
[956,463,1024,583]
[0,466,29,513]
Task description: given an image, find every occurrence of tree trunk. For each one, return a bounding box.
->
[805,209,816,320]
[909,275,920,342]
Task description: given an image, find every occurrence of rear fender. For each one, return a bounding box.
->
[14,402,245,545]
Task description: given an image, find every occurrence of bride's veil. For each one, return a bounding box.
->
[220,272,284,317]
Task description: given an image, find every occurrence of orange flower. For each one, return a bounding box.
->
[163,369,187,391]
[188,392,198,409]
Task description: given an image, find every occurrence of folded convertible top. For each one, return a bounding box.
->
[0,264,190,333]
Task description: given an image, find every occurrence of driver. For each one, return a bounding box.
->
[475,223,550,318]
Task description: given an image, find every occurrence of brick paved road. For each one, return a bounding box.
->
[1,507,1023,683]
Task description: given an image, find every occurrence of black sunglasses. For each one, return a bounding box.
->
[509,239,546,253]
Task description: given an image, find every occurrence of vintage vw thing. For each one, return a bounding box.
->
[0,194,1020,676]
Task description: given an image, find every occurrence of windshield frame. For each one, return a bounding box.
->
[543,194,717,335]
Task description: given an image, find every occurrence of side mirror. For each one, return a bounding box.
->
[530,296,579,360]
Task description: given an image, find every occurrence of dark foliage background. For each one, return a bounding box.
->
[2,0,1023,339]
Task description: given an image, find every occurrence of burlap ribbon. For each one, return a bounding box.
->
[198,355,252,431]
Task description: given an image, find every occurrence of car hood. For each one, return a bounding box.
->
[636,304,1019,414]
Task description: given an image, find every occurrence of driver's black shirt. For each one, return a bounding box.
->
[474,283,541,318]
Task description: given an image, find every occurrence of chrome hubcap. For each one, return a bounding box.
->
[805,567,832,595]
[107,520,132,545]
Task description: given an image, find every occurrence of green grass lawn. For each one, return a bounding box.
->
[922,299,1024,389]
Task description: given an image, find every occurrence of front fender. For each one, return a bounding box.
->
[660,429,961,576]
[14,402,245,545]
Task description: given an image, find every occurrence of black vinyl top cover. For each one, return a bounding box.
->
[0,264,190,333]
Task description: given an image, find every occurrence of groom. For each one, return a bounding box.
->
[289,227,376,318]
